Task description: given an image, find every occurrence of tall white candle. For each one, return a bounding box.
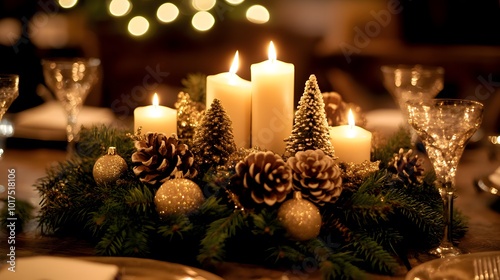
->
[206,51,252,148]
[251,41,294,154]
[329,109,372,163]
[134,93,177,135]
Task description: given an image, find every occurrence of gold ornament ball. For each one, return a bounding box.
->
[154,178,205,218]
[93,147,128,186]
[278,192,322,241]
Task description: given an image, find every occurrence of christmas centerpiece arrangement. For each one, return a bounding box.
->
[6,74,467,280]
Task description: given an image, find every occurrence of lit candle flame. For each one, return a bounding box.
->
[268,41,276,63]
[229,50,239,75]
[348,109,355,129]
[152,93,159,109]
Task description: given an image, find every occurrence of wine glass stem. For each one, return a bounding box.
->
[440,186,455,248]
[66,113,78,156]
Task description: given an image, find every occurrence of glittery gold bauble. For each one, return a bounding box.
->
[154,178,204,218]
[93,147,128,186]
[278,192,321,241]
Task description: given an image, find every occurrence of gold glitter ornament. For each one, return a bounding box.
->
[154,178,204,218]
[93,147,128,186]
[278,192,322,241]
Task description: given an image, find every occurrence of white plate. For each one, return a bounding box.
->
[80,256,224,280]
[0,256,223,280]
[406,251,500,280]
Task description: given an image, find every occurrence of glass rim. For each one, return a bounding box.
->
[0,74,19,80]
[41,57,101,68]
[406,98,484,108]
[381,64,445,75]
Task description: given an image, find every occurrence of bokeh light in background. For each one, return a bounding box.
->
[225,0,244,5]
[191,11,215,31]
[55,0,268,36]
[108,0,132,17]
[58,0,78,9]
[128,16,149,36]
[246,5,270,24]
[157,3,179,23]
[192,0,216,11]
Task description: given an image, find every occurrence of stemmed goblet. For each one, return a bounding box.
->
[406,99,484,258]
[42,58,101,155]
[381,64,444,117]
[0,74,19,122]
[0,74,19,158]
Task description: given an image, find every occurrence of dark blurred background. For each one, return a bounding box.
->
[1,0,499,133]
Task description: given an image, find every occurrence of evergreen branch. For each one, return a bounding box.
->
[321,253,366,280]
[372,126,412,166]
[250,208,282,236]
[96,221,127,255]
[0,198,35,233]
[384,188,443,248]
[197,210,246,265]
[344,172,393,226]
[125,185,155,214]
[157,215,193,240]
[349,233,400,274]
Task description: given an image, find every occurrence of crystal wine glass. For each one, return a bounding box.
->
[381,64,444,116]
[406,99,484,258]
[0,74,19,122]
[42,58,101,155]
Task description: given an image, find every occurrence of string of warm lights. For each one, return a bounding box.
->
[56,0,270,36]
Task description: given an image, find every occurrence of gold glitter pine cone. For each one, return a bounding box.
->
[230,151,293,208]
[131,132,197,185]
[287,149,343,205]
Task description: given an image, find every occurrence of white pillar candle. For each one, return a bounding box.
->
[206,51,252,148]
[134,93,177,135]
[251,41,294,154]
[329,109,372,163]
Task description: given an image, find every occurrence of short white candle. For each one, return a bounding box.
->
[134,93,177,135]
[206,51,252,148]
[251,41,294,153]
[329,109,372,163]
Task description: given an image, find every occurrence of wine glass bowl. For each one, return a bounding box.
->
[381,64,444,113]
[0,74,19,121]
[406,99,484,258]
[42,58,101,154]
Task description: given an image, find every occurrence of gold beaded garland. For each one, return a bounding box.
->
[154,178,204,218]
[93,147,128,186]
[278,192,322,241]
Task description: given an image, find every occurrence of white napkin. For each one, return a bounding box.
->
[0,256,119,280]
[365,108,404,136]
[13,101,116,140]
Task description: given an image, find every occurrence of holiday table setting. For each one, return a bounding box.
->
[1,46,500,280]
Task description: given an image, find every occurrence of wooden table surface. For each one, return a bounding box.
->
[1,144,500,280]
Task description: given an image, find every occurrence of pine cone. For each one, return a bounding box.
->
[323,92,367,127]
[287,149,343,205]
[387,148,424,185]
[131,133,197,185]
[230,151,293,208]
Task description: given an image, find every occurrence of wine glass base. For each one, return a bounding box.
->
[429,244,462,258]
